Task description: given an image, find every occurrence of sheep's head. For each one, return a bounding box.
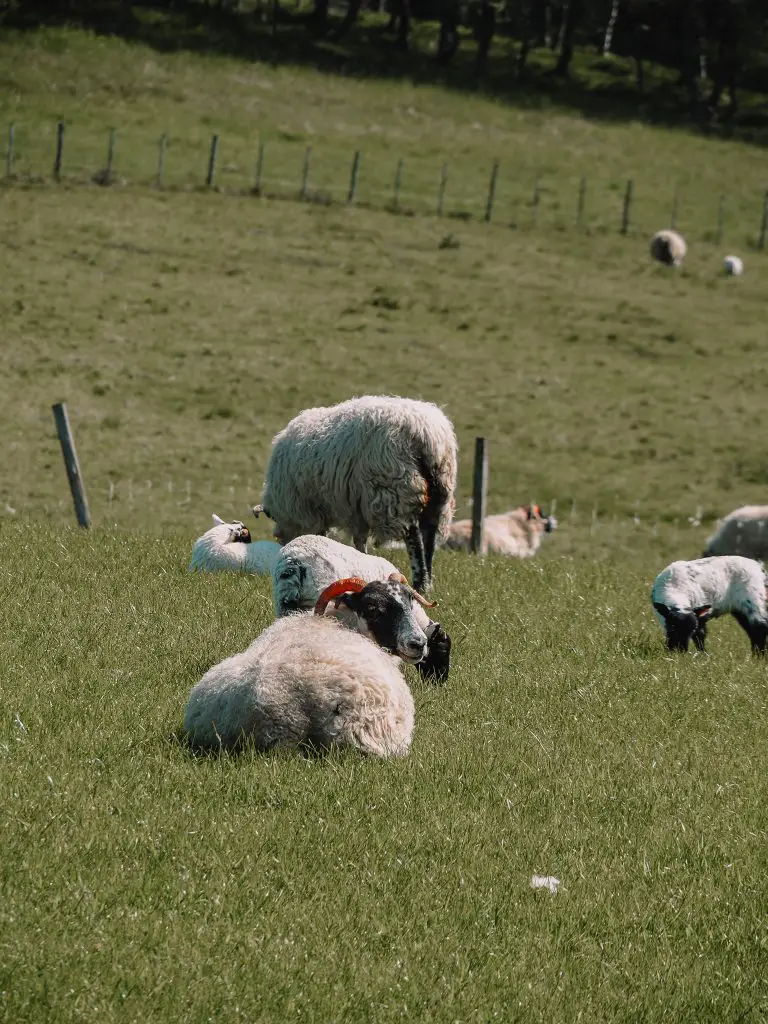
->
[525,503,558,533]
[314,573,435,664]
[212,514,251,544]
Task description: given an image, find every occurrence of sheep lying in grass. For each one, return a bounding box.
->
[651,555,768,654]
[271,533,451,681]
[443,503,557,558]
[650,229,687,267]
[723,255,744,276]
[189,514,282,574]
[703,506,768,560]
[253,394,458,595]
[183,576,427,756]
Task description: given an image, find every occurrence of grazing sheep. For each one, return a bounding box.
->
[189,514,281,575]
[650,229,687,267]
[443,503,557,558]
[272,533,452,681]
[651,555,768,654]
[723,255,744,276]
[703,505,768,560]
[253,395,458,595]
[183,576,427,756]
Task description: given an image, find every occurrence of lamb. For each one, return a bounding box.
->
[252,395,458,595]
[183,575,429,756]
[189,514,281,575]
[443,503,557,558]
[650,229,687,267]
[651,555,768,654]
[271,533,452,681]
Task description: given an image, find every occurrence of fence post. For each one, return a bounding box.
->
[300,145,311,200]
[53,121,65,181]
[620,178,633,235]
[576,176,586,226]
[484,160,499,223]
[52,402,91,529]
[347,149,361,204]
[6,123,14,178]
[531,174,541,225]
[206,134,219,188]
[255,139,265,193]
[437,162,448,216]
[393,157,403,209]
[670,185,679,230]
[470,437,489,556]
[156,133,167,187]
[758,191,768,250]
[105,127,116,183]
[716,194,725,245]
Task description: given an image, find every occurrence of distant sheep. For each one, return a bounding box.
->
[183,576,427,756]
[189,514,281,574]
[443,503,557,558]
[651,555,768,654]
[272,533,451,681]
[253,395,458,594]
[703,506,768,561]
[650,229,687,267]
[723,255,744,276]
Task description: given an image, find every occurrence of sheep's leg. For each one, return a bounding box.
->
[692,621,707,652]
[420,519,439,583]
[352,534,368,554]
[732,612,768,654]
[404,524,429,594]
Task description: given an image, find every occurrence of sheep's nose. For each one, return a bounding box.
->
[404,638,426,658]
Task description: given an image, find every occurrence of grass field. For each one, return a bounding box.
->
[2,19,768,1023]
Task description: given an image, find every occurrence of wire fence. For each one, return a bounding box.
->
[4,119,768,247]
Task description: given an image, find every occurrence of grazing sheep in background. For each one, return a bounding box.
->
[443,503,558,558]
[184,576,426,756]
[723,255,744,276]
[189,514,281,574]
[703,505,768,560]
[650,229,687,267]
[651,555,768,654]
[253,395,458,595]
[272,533,452,682]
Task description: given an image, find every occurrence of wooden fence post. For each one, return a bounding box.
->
[156,133,167,187]
[255,139,265,193]
[206,134,219,188]
[758,191,768,250]
[437,162,448,216]
[620,178,633,235]
[716,194,726,244]
[470,436,489,555]
[393,157,403,209]
[347,149,361,204]
[670,185,679,230]
[531,174,541,225]
[105,127,116,183]
[53,121,65,181]
[52,402,91,529]
[300,145,311,200]
[576,176,586,226]
[6,123,14,177]
[484,161,499,223]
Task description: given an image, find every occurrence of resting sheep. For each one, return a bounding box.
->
[271,533,451,681]
[650,229,687,268]
[183,576,427,756]
[189,514,281,575]
[443,503,557,558]
[703,506,768,560]
[651,555,768,654]
[723,255,744,276]
[253,395,458,595]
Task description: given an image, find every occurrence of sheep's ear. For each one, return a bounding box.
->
[694,605,712,619]
[212,513,226,526]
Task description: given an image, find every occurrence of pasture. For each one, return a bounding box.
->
[2,21,768,1023]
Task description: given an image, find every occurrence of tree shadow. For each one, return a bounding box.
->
[7,0,768,147]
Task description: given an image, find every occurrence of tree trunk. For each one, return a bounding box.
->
[602,0,619,56]
[554,0,581,76]
[332,0,362,38]
[474,0,495,77]
[312,0,328,33]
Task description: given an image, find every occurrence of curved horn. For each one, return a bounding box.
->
[314,577,367,616]
[212,513,226,526]
[387,572,437,610]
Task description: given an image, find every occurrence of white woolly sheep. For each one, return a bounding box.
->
[272,533,452,681]
[253,395,458,595]
[723,255,744,276]
[650,229,687,267]
[651,555,768,654]
[703,505,768,560]
[443,503,558,558]
[183,576,429,756]
[189,514,282,574]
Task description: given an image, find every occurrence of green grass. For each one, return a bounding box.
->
[2,529,768,1022]
[2,22,768,1022]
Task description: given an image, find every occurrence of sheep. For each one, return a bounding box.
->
[189,514,281,575]
[442,503,557,558]
[703,505,768,560]
[183,575,430,756]
[252,395,458,595]
[651,555,768,654]
[650,229,687,268]
[723,255,744,276]
[271,533,452,681]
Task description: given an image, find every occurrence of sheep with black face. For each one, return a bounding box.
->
[183,575,431,756]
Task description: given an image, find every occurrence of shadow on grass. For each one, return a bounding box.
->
[8,0,768,147]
